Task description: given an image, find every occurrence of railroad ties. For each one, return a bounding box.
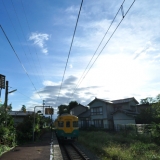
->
[59,142,90,160]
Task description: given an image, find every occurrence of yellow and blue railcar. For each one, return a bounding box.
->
[55,113,79,140]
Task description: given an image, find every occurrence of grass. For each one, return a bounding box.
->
[0,145,13,156]
[78,131,160,160]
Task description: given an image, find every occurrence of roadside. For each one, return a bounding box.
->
[0,131,52,160]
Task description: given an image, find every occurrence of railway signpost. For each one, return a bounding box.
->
[33,105,54,141]
[0,74,5,98]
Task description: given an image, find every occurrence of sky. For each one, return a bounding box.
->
[0,0,160,119]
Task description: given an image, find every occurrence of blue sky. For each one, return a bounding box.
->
[0,0,160,118]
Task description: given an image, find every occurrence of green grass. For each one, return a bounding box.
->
[78,131,160,160]
[0,145,12,156]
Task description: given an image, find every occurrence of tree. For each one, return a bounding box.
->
[57,101,79,116]
[7,104,12,111]
[21,105,26,113]
[57,104,68,115]
[136,94,160,144]
[68,101,78,112]
[140,97,154,104]
[0,104,15,146]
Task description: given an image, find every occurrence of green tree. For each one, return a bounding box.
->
[68,101,78,112]
[0,104,15,146]
[21,105,26,113]
[57,104,68,115]
[140,97,154,104]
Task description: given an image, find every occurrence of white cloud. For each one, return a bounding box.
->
[69,64,73,69]
[43,80,58,86]
[29,32,49,55]
[65,6,79,13]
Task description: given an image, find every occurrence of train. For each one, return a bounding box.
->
[54,113,79,140]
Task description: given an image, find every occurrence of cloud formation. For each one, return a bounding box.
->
[29,32,49,54]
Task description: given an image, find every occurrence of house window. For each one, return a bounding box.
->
[73,121,78,127]
[114,106,122,111]
[94,119,103,127]
[91,107,103,115]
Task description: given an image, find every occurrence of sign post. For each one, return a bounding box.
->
[0,74,5,98]
[33,106,54,141]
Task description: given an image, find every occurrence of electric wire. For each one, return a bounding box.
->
[10,0,43,86]
[67,0,126,103]
[55,0,84,107]
[2,0,37,83]
[9,86,40,102]
[0,25,42,101]
[68,0,136,103]
[20,0,46,83]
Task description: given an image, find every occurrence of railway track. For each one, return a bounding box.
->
[60,142,90,160]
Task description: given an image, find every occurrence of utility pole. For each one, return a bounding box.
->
[43,100,45,115]
[4,80,17,108]
[4,81,8,108]
[4,81,17,126]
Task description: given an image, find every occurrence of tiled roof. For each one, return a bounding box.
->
[88,97,113,105]
[8,111,34,116]
[111,109,139,117]
[78,110,90,118]
[111,97,139,104]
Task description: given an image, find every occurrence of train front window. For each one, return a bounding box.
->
[58,121,64,127]
[66,121,70,127]
[73,121,78,127]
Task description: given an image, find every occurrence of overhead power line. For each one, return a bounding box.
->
[20,0,46,83]
[55,0,84,107]
[0,25,42,101]
[10,0,43,85]
[68,0,136,102]
[2,0,38,83]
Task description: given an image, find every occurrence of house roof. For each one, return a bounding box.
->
[111,97,139,104]
[78,110,90,118]
[111,109,139,117]
[8,111,34,116]
[70,103,88,111]
[88,97,113,106]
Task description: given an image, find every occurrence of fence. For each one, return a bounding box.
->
[114,124,152,135]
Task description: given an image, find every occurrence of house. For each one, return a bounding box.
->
[70,104,88,116]
[111,97,139,130]
[87,98,114,129]
[8,111,34,126]
[78,109,91,128]
[78,97,139,130]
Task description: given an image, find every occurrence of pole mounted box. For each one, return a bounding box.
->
[45,108,54,115]
[0,74,5,89]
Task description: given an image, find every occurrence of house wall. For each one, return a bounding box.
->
[113,112,135,126]
[103,119,109,128]
[129,101,138,112]
[89,100,107,120]
[70,105,87,116]
[106,103,114,119]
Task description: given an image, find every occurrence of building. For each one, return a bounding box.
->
[78,97,139,130]
[8,111,34,126]
[70,104,88,116]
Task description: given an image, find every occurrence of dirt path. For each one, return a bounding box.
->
[0,131,52,160]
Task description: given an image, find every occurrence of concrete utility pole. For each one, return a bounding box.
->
[4,81,8,108]
[4,80,17,108]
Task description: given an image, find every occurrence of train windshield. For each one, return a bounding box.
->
[58,121,64,127]
[73,121,78,127]
[66,121,70,127]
